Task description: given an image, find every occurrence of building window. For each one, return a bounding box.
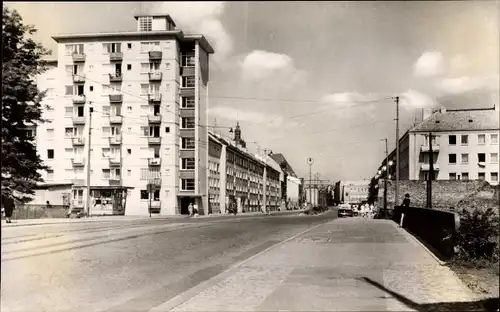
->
[181,96,195,108]
[140,41,160,52]
[165,127,170,133]
[478,134,486,144]
[181,179,195,191]
[127,43,132,49]
[478,172,485,180]
[140,190,149,200]
[46,128,55,138]
[127,64,132,70]
[448,154,456,164]
[103,43,121,53]
[448,135,456,145]
[139,17,152,32]
[47,169,54,180]
[181,158,195,170]
[90,86,94,92]
[449,173,457,180]
[462,172,469,180]
[478,153,486,163]
[491,172,499,182]
[102,169,111,179]
[491,153,498,164]
[181,52,196,67]
[47,149,54,159]
[461,153,468,164]
[181,138,195,149]
[182,76,195,88]
[461,135,468,145]
[181,117,195,129]
[492,134,499,144]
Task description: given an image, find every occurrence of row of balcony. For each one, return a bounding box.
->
[421,144,440,152]
[70,134,160,145]
[72,94,162,104]
[72,71,163,85]
[72,51,163,63]
[70,114,161,126]
[70,156,161,167]
[420,163,440,171]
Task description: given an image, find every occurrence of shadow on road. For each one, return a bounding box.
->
[359,276,499,312]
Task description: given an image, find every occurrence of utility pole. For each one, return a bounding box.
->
[307,158,314,206]
[427,132,434,209]
[382,138,388,212]
[85,105,93,217]
[395,96,400,207]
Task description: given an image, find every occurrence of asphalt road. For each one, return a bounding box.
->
[1,211,337,312]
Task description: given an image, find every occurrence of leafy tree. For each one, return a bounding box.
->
[2,7,51,203]
[367,176,379,204]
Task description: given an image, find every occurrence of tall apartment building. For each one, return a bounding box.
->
[35,14,214,215]
[378,106,500,186]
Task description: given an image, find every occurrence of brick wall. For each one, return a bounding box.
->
[378,180,495,210]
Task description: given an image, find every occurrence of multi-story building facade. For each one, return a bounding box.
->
[208,131,282,214]
[35,13,214,215]
[378,106,500,185]
[342,180,370,205]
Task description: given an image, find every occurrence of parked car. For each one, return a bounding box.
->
[338,203,353,217]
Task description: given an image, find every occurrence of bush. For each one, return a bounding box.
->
[455,207,499,262]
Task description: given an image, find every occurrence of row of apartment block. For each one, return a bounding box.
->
[27,13,282,215]
[377,106,500,186]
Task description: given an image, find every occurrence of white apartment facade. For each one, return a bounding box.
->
[408,107,500,185]
[379,106,500,186]
[35,14,214,215]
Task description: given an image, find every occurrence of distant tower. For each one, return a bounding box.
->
[233,121,246,148]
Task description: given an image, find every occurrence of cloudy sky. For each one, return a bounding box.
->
[7,1,500,181]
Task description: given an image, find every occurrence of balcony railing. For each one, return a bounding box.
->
[109,52,123,61]
[148,114,162,123]
[109,135,122,145]
[148,72,162,81]
[421,144,440,152]
[71,156,85,166]
[148,93,162,103]
[109,178,121,186]
[73,74,85,83]
[72,116,86,125]
[420,163,440,171]
[109,115,123,124]
[109,94,123,103]
[71,136,85,145]
[109,73,123,82]
[147,137,161,145]
[108,157,121,166]
[148,158,161,166]
[72,53,86,62]
[72,94,86,104]
[148,51,163,60]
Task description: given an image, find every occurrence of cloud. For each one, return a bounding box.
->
[321,92,380,107]
[413,51,445,77]
[208,106,289,128]
[240,50,306,85]
[435,75,499,95]
[148,2,233,63]
[449,55,470,73]
[399,90,438,111]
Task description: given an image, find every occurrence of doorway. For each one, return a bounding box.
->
[180,197,194,215]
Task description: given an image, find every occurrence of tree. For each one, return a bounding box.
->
[367,176,379,204]
[2,7,51,203]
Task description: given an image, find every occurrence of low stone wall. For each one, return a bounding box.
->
[393,205,460,260]
[378,180,492,210]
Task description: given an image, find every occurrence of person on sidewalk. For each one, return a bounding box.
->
[193,202,199,218]
[2,195,15,223]
[400,193,411,227]
[188,203,194,217]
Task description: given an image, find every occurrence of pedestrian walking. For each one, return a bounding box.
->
[188,202,194,216]
[400,194,410,227]
[2,195,15,223]
[193,202,199,217]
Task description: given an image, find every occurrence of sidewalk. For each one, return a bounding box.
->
[2,209,305,228]
[151,218,478,312]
